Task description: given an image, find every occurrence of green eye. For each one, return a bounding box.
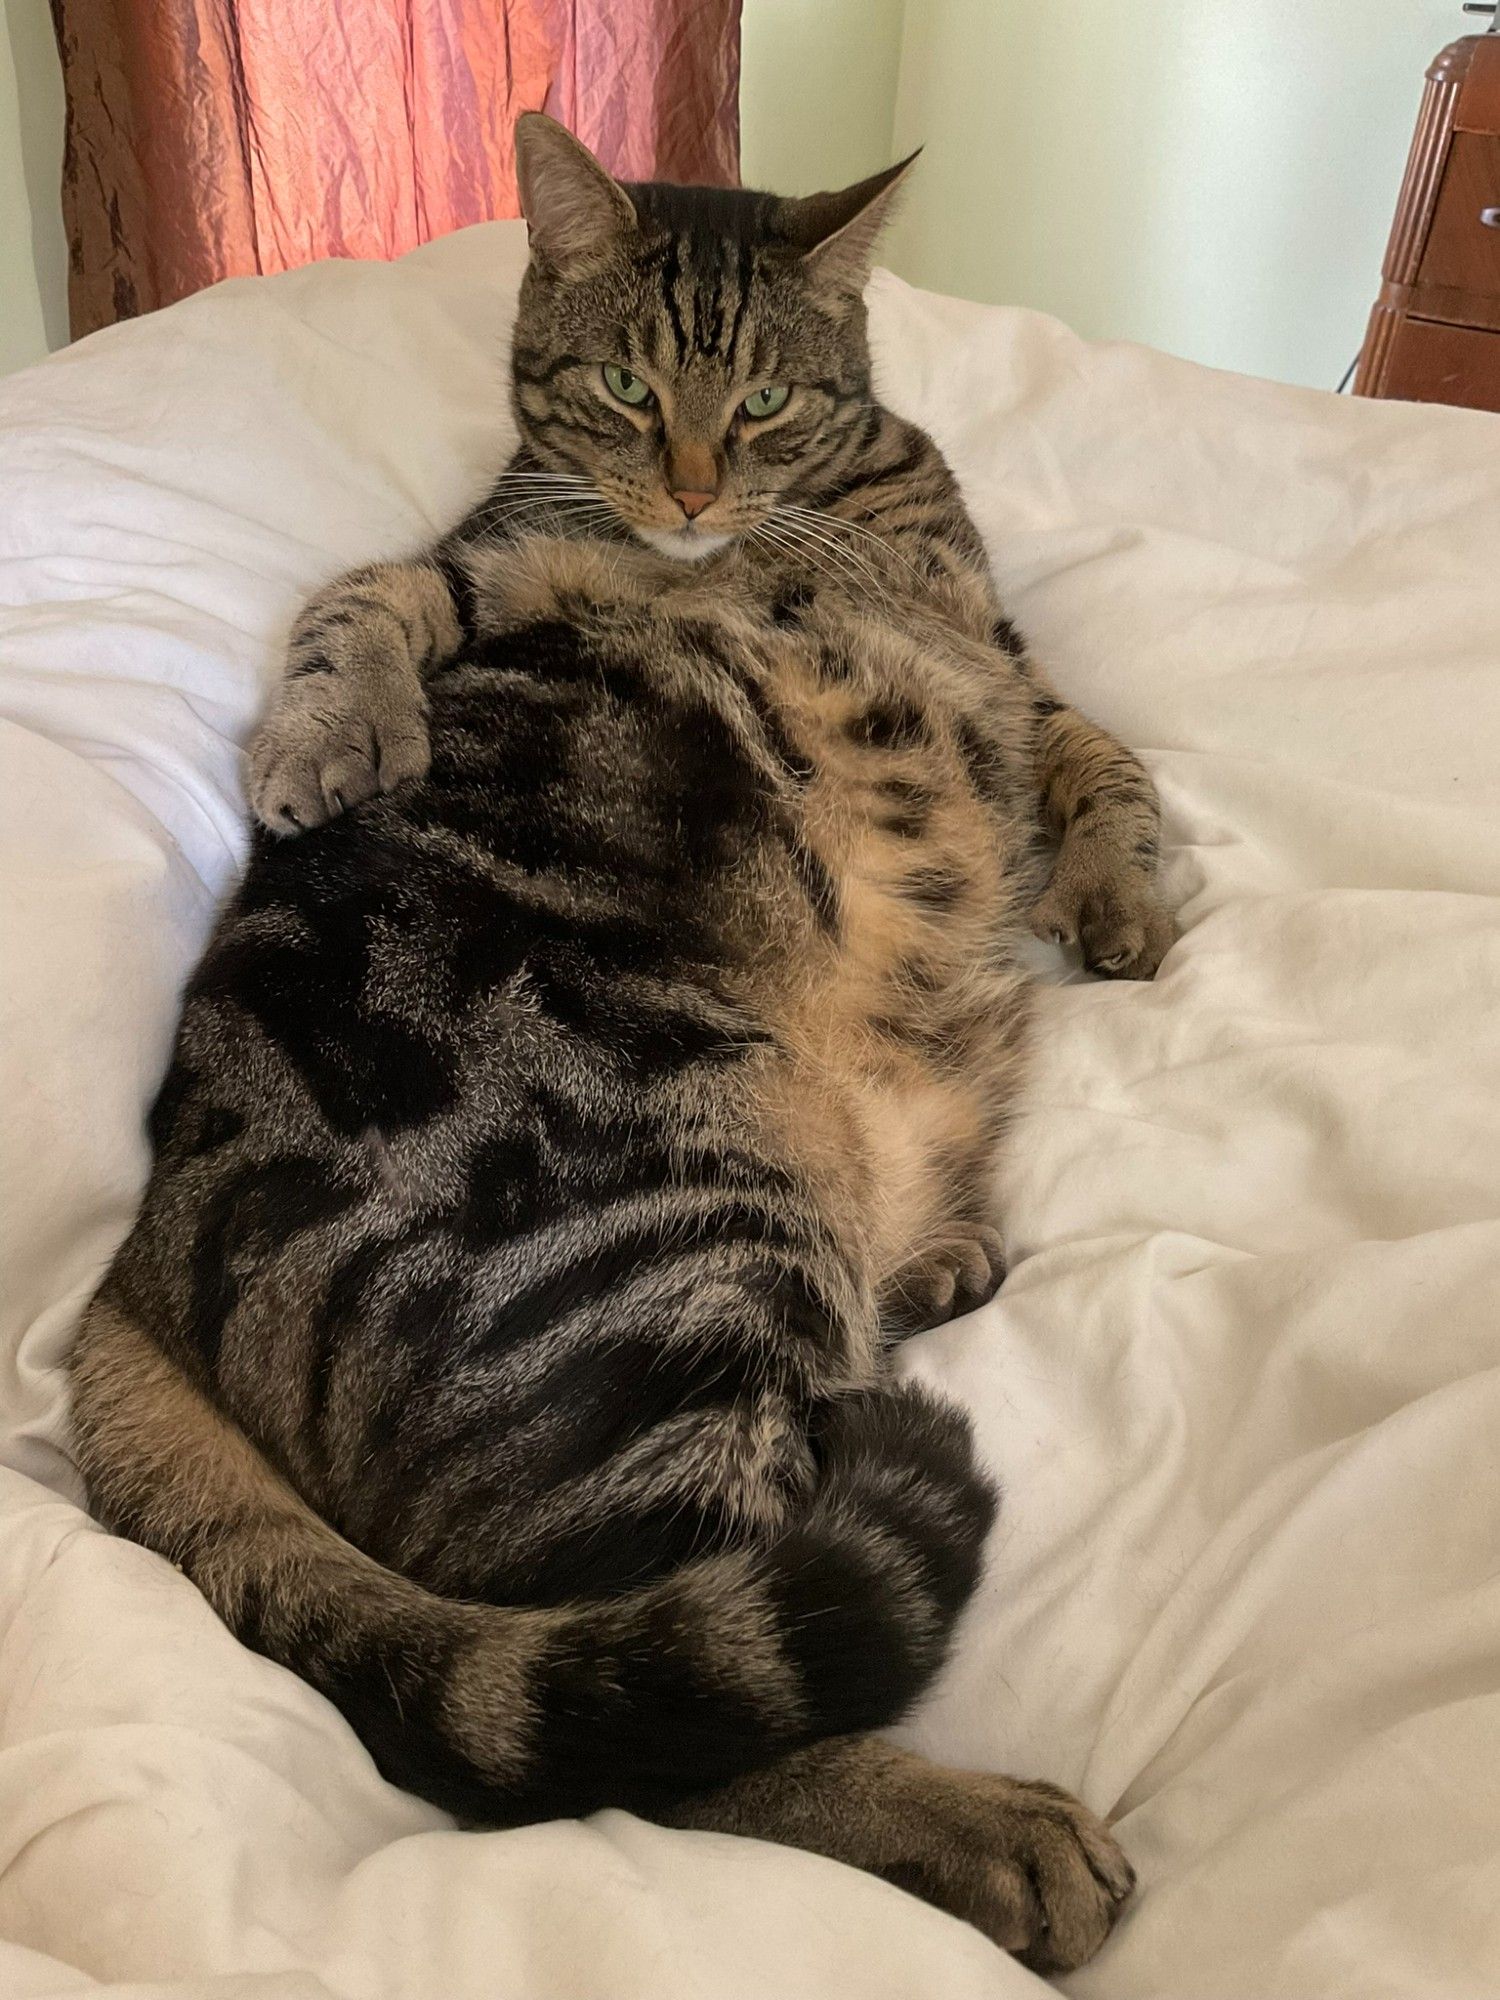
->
[741,384,791,421]
[603,363,653,407]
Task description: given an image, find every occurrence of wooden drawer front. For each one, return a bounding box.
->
[1413,133,1500,324]
[1377,315,1500,414]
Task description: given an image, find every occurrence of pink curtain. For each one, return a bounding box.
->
[50,0,742,340]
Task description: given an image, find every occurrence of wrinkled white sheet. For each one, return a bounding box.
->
[2,222,1498,2000]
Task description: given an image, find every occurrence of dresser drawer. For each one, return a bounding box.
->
[1374,314,1500,413]
[1356,36,1500,412]
[1412,133,1500,327]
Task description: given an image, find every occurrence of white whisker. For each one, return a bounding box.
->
[780,503,935,594]
[469,490,618,543]
[751,518,868,604]
[765,510,900,611]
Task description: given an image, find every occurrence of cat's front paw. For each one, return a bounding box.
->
[249,681,430,835]
[1031,867,1175,981]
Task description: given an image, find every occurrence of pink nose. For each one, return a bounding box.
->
[673,489,717,520]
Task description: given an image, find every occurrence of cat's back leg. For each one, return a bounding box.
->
[659,1734,1134,1972]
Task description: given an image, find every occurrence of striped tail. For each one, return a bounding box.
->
[71,1297,996,1824]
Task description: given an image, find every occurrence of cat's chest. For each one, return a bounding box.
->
[464,541,1032,957]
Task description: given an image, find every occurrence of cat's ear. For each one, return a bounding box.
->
[514,113,637,277]
[783,152,920,305]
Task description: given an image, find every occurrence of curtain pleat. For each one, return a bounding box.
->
[49,0,742,339]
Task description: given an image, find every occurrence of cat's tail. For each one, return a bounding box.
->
[71,1296,996,1825]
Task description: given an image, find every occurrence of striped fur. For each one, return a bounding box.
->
[73,117,1160,1968]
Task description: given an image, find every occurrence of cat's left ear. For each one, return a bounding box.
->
[783,152,921,305]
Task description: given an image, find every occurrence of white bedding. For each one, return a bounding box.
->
[2,221,1498,2000]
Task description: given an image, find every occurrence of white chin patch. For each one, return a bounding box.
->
[635,526,735,563]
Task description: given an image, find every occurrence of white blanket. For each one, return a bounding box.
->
[2,221,1498,2000]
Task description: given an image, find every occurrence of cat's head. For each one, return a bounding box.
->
[508,114,915,562]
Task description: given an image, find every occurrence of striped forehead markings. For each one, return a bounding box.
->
[648,233,762,374]
[723,243,754,372]
[659,235,692,365]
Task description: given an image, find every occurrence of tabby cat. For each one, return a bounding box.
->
[71,115,1174,1972]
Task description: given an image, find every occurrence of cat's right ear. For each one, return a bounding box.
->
[514,114,637,278]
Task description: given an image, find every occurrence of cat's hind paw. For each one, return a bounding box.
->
[1031,870,1175,981]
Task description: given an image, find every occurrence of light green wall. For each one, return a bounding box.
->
[743,0,1475,390]
[1,0,67,374]
[739,0,906,192]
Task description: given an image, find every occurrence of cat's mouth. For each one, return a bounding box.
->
[632,521,737,563]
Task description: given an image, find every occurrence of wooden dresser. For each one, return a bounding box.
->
[1355,30,1500,413]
